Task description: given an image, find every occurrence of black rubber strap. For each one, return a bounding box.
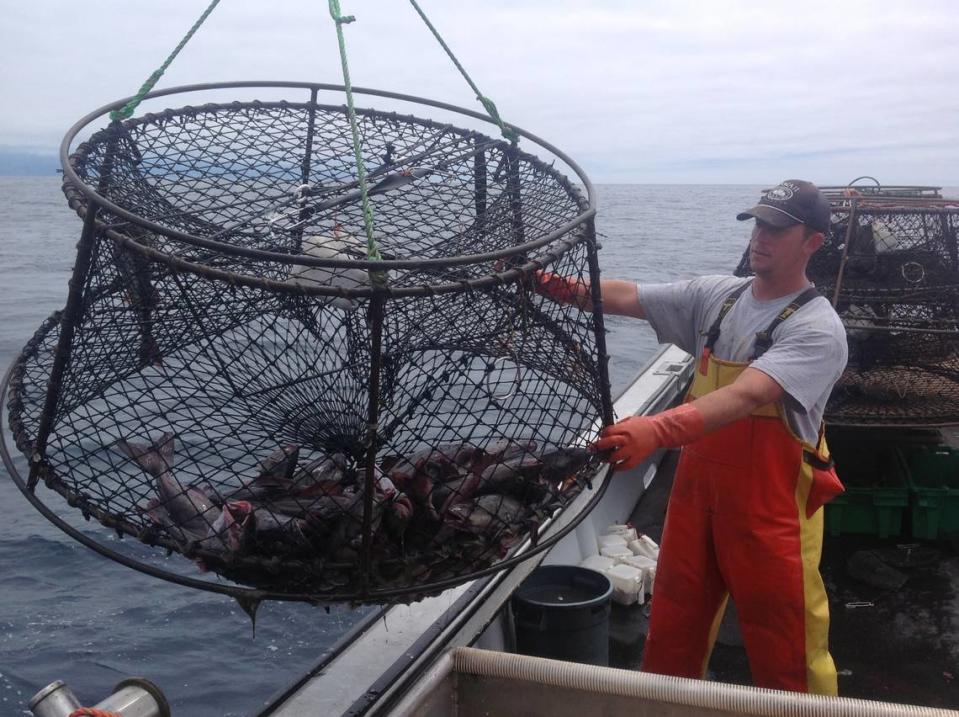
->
[751,287,821,360]
[702,281,752,353]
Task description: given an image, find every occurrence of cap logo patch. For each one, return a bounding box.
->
[765,184,795,202]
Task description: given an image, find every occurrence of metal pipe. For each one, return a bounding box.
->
[294,86,320,248]
[841,324,959,335]
[831,197,859,307]
[28,681,81,717]
[585,218,615,427]
[93,216,594,297]
[27,201,100,491]
[505,144,526,247]
[58,82,597,269]
[29,678,170,717]
[31,117,124,490]
[59,81,597,217]
[360,292,387,594]
[474,139,487,236]
[90,678,171,717]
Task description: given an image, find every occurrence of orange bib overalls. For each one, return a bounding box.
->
[641,285,843,695]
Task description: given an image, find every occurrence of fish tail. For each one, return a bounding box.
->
[116,432,175,477]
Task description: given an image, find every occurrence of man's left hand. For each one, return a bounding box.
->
[592,404,706,472]
[592,416,662,472]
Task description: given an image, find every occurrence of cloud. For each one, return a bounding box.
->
[1,0,956,183]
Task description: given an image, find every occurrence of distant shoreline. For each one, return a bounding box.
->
[0,151,955,187]
[0,151,59,177]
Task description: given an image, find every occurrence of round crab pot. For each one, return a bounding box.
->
[2,82,614,604]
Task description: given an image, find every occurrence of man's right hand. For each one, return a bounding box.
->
[532,270,591,308]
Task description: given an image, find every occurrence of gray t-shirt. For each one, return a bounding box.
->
[638,275,848,445]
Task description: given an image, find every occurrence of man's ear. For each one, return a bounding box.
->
[806,231,826,253]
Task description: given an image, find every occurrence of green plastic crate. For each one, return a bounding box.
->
[904,446,959,540]
[825,488,909,538]
[824,436,909,538]
[907,446,959,488]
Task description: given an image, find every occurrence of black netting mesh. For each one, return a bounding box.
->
[735,193,959,426]
[6,91,611,601]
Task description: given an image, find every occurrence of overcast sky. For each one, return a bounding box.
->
[1,0,956,184]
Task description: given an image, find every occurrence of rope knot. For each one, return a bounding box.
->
[328,0,356,24]
[477,96,519,142]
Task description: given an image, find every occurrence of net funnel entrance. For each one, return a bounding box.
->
[4,83,614,603]
[735,185,959,427]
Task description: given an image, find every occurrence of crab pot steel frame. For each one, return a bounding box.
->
[1,82,614,604]
[736,189,959,427]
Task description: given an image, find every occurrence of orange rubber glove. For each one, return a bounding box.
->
[533,270,590,308]
[593,403,706,472]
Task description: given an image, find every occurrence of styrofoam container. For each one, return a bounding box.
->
[605,524,639,542]
[620,554,656,572]
[629,535,660,560]
[578,554,616,573]
[620,555,656,595]
[600,544,633,561]
[598,534,628,550]
[607,563,645,606]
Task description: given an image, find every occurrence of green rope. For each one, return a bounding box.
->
[327,0,387,286]
[407,0,518,144]
[109,0,223,122]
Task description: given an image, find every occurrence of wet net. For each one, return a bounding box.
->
[735,189,959,426]
[4,85,613,602]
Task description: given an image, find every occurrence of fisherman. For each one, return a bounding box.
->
[535,180,848,695]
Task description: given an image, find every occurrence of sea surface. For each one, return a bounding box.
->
[0,177,766,716]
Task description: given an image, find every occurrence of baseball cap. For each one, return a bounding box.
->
[736,179,831,234]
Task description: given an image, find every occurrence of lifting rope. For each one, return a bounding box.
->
[109,0,222,121]
[325,0,520,270]
[107,0,519,276]
[326,0,385,278]
[407,0,519,144]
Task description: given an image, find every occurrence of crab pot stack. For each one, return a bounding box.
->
[4,85,612,602]
[736,193,959,426]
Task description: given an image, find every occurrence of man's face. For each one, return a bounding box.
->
[748,219,823,277]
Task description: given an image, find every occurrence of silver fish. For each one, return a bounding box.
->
[326,487,386,551]
[116,433,221,540]
[388,465,441,522]
[539,447,591,482]
[306,452,349,483]
[208,500,255,552]
[213,446,350,507]
[481,455,543,485]
[257,444,300,484]
[248,506,312,554]
[431,469,478,514]
[470,439,538,474]
[446,494,525,534]
[278,450,348,497]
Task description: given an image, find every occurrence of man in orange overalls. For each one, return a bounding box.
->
[537,180,848,695]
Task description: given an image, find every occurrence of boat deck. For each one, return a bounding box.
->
[610,448,959,710]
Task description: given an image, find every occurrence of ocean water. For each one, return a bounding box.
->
[0,177,761,716]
